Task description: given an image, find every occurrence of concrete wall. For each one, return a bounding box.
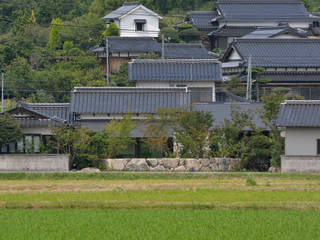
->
[105,158,240,172]
[281,155,320,173]
[0,154,70,172]
[285,127,320,156]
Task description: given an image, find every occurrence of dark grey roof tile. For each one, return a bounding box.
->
[71,87,190,114]
[193,102,266,129]
[277,100,320,127]
[225,39,320,67]
[164,44,215,59]
[129,59,222,82]
[215,0,310,22]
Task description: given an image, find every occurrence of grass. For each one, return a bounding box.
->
[1,172,320,180]
[0,173,319,210]
[0,209,319,240]
[0,173,319,239]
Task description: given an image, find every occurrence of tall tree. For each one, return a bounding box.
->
[0,114,22,146]
[47,18,63,50]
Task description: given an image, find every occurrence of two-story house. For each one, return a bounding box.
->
[209,0,312,49]
[222,38,320,99]
[128,59,222,102]
[103,2,162,38]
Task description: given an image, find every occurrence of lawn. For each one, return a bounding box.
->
[0,209,319,240]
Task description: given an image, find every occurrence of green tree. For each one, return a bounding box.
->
[47,18,63,50]
[144,107,213,158]
[160,27,180,43]
[0,114,22,146]
[261,92,285,167]
[102,112,136,158]
[103,22,120,37]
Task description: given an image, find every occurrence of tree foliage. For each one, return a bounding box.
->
[0,114,22,146]
[103,22,120,37]
[47,18,63,50]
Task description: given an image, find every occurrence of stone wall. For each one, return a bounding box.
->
[105,158,240,172]
[281,155,320,173]
[0,154,70,172]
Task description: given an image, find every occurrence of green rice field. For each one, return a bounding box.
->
[0,209,319,240]
[0,173,319,239]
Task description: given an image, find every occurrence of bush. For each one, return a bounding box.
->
[246,175,257,186]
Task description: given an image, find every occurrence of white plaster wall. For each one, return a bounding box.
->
[119,7,160,37]
[285,127,320,156]
[135,81,216,102]
[22,127,52,135]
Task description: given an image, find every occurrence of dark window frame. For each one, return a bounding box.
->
[136,22,144,32]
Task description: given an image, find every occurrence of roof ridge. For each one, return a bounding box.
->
[130,59,220,63]
[284,100,320,104]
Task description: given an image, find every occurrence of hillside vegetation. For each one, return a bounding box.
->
[0,0,317,103]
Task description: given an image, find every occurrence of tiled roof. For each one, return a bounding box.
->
[277,100,320,127]
[107,37,161,53]
[70,87,190,114]
[261,72,320,83]
[103,2,141,19]
[185,11,218,33]
[128,59,222,82]
[215,0,310,22]
[21,103,71,123]
[90,41,215,59]
[224,39,320,67]
[193,102,266,129]
[239,72,320,83]
[164,44,215,59]
[210,26,257,37]
[241,26,306,39]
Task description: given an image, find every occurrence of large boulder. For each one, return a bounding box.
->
[150,165,166,171]
[126,159,149,171]
[146,159,158,168]
[184,159,201,172]
[174,166,186,172]
[111,159,130,171]
[162,158,179,169]
[80,168,101,173]
[105,159,113,169]
[201,159,210,168]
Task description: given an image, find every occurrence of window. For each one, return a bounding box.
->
[135,19,146,32]
[136,23,144,31]
[317,139,320,155]
[189,87,213,103]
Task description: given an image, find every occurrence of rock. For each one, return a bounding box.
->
[174,166,186,172]
[201,158,210,167]
[162,158,179,169]
[268,167,280,173]
[111,159,127,171]
[218,158,229,171]
[126,159,149,171]
[201,167,211,172]
[150,165,166,171]
[146,159,158,168]
[209,158,219,171]
[80,168,101,173]
[105,159,113,169]
[185,159,201,172]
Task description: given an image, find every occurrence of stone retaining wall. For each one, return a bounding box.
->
[105,158,240,172]
[281,155,320,173]
[0,154,70,172]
